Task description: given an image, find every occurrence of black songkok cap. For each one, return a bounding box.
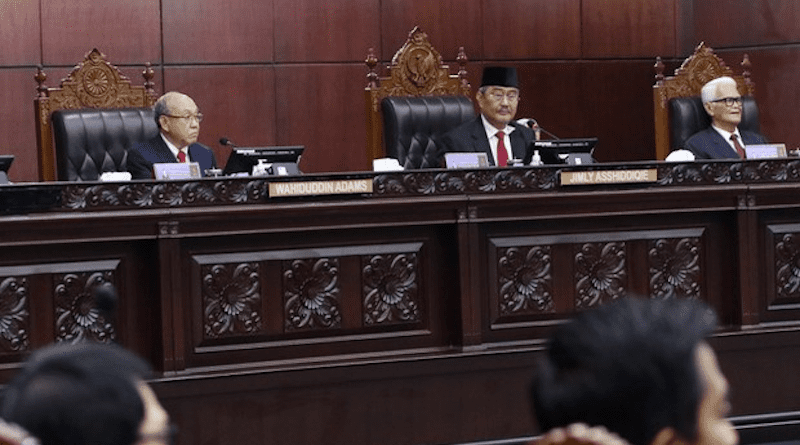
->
[481,66,519,88]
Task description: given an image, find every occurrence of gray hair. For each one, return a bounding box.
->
[701,76,737,104]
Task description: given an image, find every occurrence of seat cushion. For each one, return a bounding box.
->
[381,95,475,169]
[52,108,158,181]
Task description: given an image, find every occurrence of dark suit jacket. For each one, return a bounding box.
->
[684,127,767,160]
[127,135,217,179]
[440,117,535,166]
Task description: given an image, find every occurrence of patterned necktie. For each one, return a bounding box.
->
[730,134,746,159]
[177,149,186,163]
[496,131,508,167]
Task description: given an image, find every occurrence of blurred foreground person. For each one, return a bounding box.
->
[1,342,172,445]
[530,298,737,445]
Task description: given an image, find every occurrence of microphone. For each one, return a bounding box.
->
[219,137,237,148]
[517,118,560,139]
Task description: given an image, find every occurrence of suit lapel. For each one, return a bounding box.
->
[469,119,494,165]
[708,129,737,159]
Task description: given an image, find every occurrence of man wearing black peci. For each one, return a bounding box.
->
[440,66,536,167]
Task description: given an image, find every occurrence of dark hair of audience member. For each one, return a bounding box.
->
[529,297,718,445]
[0,341,152,445]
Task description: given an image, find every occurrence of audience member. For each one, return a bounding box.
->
[684,76,766,159]
[127,91,217,179]
[441,66,536,166]
[1,342,172,445]
[529,297,737,445]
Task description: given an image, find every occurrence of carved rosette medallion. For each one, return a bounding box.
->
[775,233,800,300]
[498,246,554,315]
[284,258,341,331]
[648,238,701,300]
[54,271,115,343]
[202,263,262,338]
[575,242,627,309]
[0,277,30,352]
[363,253,420,325]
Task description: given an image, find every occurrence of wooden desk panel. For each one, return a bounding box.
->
[2,161,800,444]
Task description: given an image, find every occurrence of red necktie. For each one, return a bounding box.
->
[177,150,186,163]
[496,131,508,167]
[730,134,746,159]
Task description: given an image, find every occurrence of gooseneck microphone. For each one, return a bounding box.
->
[517,118,560,140]
[219,137,237,148]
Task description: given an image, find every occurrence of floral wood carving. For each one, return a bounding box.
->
[0,277,30,352]
[54,271,116,343]
[202,263,262,338]
[575,242,627,309]
[367,27,471,113]
[363,253,421,325]
[649,238,701,300]
[498,246,554,315]
[284,258,342,331]
[776,233,800,301]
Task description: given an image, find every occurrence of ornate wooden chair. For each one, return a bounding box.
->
[365,27,474,168]
[653,42,759,160]
[34,49,158,181]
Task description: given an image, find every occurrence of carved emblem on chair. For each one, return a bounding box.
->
[34,49,157,181]
[653,42,754,160]
[364,27,472,162]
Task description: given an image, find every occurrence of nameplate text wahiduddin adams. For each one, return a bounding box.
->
[560,168,658,186]
[268,179,373,197]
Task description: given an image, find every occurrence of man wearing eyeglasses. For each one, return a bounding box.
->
[684,76,767,159]
[127,91,218,179]
[440,67,536,167]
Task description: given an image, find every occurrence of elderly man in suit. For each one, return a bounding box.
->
[684,76,767,159]
[127,91,217,179]
[440,67,535,167]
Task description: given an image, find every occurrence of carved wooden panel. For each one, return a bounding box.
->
[648,237,702,300]
[54,270,116,343]
[284,258,342,332]
[0,277,30,353]
[489,230,707,332]
[774,232,800,304]
[575,242,627,309]
[496,246,554,316]
[187,239,432,366]
[362,253,421,326]
[202,262,263,339]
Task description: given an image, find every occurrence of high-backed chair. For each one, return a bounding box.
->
[34,49,158,181]
[365,27,474,168]
[653,42,758,160]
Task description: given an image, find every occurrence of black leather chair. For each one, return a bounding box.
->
[51,108,158,181]
[668,96,760,151]
[381,95,475,169]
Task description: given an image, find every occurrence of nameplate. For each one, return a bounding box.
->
[268,179,373,197]
[745,143,787,159]
[560,168,658,186]
[445,152,489,169]
[153,162,201,180]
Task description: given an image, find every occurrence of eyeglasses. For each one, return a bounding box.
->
[164,113,203,122]
[711,97,742,107]
[485,89,519,102]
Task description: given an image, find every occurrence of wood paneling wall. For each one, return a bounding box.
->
[0,1,799,181]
